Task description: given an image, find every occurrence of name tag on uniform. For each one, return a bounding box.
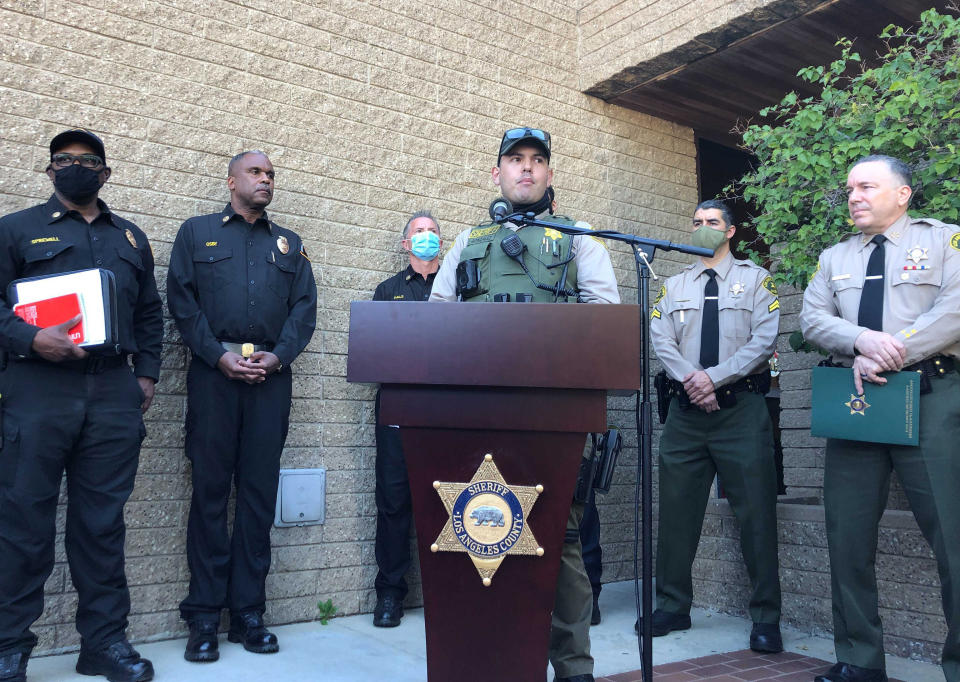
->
[831,274,851,281]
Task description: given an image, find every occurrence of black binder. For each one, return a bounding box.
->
[8,268,120,354]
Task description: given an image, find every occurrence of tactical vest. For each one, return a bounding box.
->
[457,217,580,302]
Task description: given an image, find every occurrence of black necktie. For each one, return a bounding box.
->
[858,235,886,331]
[700,268,719,369]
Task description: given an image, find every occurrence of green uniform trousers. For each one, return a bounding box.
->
[656,391,781,624]
[824,371,960,680]
[549,501,594,679]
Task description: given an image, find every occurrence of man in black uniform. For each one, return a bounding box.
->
[0,129,162,682]
[167,151,316,663]
[371,210,442,628]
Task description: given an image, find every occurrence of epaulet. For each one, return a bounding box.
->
[909,216,948,229]
[732,256,760,268]
[838,230,859,242]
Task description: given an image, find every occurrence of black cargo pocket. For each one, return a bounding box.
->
[0,420,21,487]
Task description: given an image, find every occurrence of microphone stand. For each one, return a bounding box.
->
[502,211,711,682]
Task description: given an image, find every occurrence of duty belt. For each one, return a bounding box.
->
[14,353,128,374]
[903,354,957,378]
[219,341,273,357]
[903,354,957,394]
[664,371,770,410]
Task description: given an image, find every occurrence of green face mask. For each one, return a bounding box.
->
[690,225,728,252]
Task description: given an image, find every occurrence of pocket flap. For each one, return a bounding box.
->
[117,246,144,270]
[193,248,232,264]
[24,240,73,263]
[267,253,296,273]
[459,241,491,261]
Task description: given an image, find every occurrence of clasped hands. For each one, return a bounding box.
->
[852,329,907,395]
[217,351,282,384]
[682,370,719,413]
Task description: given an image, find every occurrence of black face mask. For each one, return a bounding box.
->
[53,164,102,204]
[511,190,552,217]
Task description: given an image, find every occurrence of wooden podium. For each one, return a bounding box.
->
[347,301,641,682]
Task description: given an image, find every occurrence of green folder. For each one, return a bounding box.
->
[810,366,920,446]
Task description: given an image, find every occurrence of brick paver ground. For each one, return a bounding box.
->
[596,649,905,681]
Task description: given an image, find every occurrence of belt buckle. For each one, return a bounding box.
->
[241,343,254,359]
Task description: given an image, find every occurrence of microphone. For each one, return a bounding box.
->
[500,232,525,260]
[489,197,513,223]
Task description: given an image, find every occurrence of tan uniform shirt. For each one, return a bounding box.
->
[800,213,960,366]
[650,252,780,387]
[429,212,621,304]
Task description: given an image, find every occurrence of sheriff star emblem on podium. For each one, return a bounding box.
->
[845,393,871,415]
[431,454,543,586]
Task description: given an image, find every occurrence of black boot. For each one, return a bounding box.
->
[814,662,888,682]
[373,595,404,628]
[228,611,279,654]
[0,651,28,682]
[749,622,783,653]
[75,639,154,682]
[184,621,219,663]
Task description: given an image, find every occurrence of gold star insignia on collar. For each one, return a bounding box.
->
[222,215,229,223]
[845,394,870,416]
[51,211,62,219]
[729,281,745,296]
[906,245,929,264]
[431,454,543,586]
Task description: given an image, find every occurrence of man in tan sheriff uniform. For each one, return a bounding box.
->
[649,199,783,654]
[801,155,960,682]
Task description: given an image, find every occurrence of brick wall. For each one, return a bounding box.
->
[0,0,701,654]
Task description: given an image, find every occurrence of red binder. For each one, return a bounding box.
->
[13,293,85,344]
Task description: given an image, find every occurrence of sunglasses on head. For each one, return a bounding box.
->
[502,127,551,148]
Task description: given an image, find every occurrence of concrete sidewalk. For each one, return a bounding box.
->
[25,581,943,681]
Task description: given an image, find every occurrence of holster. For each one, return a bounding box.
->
[573,451,598,505]
[592,428,622,494]
[654,370,671,424]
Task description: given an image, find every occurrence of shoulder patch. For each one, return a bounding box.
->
[300,244,310,261]
[653,284,666,305]
[761,276,778,296]
[950,233,960,251]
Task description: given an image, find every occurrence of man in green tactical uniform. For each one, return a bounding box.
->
[801,155,960,682]
[430,127,619,682]
[649,200,783,653]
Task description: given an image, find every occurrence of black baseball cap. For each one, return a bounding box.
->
[498,127,551,163]
[50,129,106,164]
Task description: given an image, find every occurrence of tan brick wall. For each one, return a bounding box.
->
[577,0,784,91]
[1,0,700,653]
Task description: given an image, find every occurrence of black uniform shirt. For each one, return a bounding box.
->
[0,195,164,379]
[372,265,436,302]
[166,203,317,369]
